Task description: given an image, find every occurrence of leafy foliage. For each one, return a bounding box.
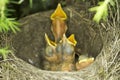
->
[0,47,13,60]
[89,0,115,23]
[0,17,20,33]
[29,0,33,8]
[0,0,20,60]
[0,0,20,33]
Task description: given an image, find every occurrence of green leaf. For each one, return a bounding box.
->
[7,18,20,33]
[29,0,33,8]
[0,0,20,33]
[89,6,99,12]
[0,47,13,60]
[0,17,20,33]
[98,2,104,5]
[89,1,108,23]
[18,0,24,4]
[0,0,9,7]
[109,0,115,6]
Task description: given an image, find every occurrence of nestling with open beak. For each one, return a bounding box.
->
[60,34,77,71]
[51,3,67,43]
[76,55,94,70]
[44,3,94,71]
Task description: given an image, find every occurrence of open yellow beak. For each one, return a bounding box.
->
[68,34,77,46]
[76,56,94,70]
[50,3,67,20]
[79,57,94,64]
[45,33,56,47]
[62,34,77,46]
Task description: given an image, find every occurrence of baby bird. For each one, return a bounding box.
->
[44,3,94,71]
[60,34,77,71]
[51,18,67,43]
[45,33,64,71]
[50,3,67,43]
[61,62,75,71]
[76,55,94,70]
[45,33,58,62]
[62,34,77,62]
[44,33,60,71]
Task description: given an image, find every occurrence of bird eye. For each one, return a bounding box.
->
[45,46,54,56]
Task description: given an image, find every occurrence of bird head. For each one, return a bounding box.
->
[61,34,77,62]
[76,55,94,70]
[45,33,58,62]
[50,3,68,42]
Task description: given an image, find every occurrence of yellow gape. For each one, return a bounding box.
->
[50,3,67,20]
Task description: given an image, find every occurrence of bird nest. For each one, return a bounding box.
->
[0,1,120,80]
